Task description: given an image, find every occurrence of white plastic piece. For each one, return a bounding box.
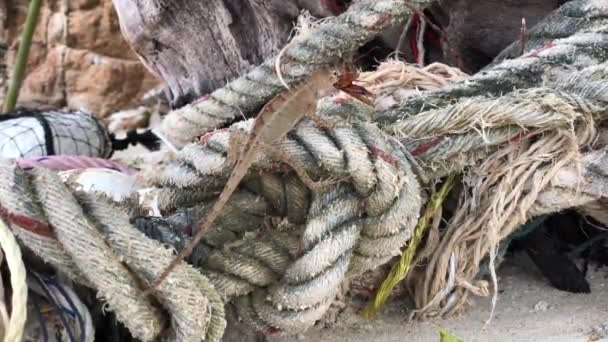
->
[59,168,138,202]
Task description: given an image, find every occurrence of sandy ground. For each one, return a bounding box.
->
[270,252,608,342]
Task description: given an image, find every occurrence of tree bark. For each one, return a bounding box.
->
[0,0,8,103]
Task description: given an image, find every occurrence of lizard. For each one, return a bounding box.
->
[145,69,340,293]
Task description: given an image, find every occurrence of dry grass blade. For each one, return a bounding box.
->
[146,70,336,292]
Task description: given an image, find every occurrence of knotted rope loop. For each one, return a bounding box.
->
[146,108,423,332]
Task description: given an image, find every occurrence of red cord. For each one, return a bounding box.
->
[408,11,443,65]
[410,14,421,64]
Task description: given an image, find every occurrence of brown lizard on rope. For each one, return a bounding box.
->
[145,69,341,292]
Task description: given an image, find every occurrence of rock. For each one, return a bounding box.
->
[533,300,549,312]
[0,0,160,117]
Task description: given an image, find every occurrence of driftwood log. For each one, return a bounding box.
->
[112,0,565,110]
[111,0,336,109]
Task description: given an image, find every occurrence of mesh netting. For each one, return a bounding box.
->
[0,109,112,159]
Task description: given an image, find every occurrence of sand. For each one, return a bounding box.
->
[269,252,608,342]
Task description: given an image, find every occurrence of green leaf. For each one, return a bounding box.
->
[438,327,463,342]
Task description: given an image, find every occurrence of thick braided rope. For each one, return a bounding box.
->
[397,71,608,315]
[160,0,607,147]
[5,65,607,340]
[97,0,608,334]
[120,6,598,331]
[137,52,608,332]
[373,0,608,125]
[0,161,226,342]
[152,0,608,201]
[529,147,608,216]
[160,0,433,146]
[393,60,608,177]
[148,81,603,330]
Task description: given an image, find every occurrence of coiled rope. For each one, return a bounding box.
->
[144,0,608,330]
[143,64,608,332]
[2,0,608,340]
[375,0,608,125]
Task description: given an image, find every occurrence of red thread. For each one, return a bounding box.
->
[198,128,228,145]
[0,206,54,238]
[191,94,210,106]
[523,41,556,58]
[410,14,421,64]
[510,132,535,144]
[411,138,442,156]
[368,146,400,168]
[264,327,281,335]
[408,11,443,65]
[334,97,350,104]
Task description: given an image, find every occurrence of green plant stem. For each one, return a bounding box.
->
[361,173,459,319]
[2,0,42,113]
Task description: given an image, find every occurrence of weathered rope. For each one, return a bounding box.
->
[160,0,434,147]
[7,63,608,341]
[131,0,608,330]
[356,61,469,107]
[392,84,608,177]
[145,18,608,332]
[143,113,423,332]
[374,0,608,125]
[0,161,226,341]
[160,0,608,147]
[4,0,608,339]
[0,218,27,342]
[401,65,608,317]
[128,62,604,333]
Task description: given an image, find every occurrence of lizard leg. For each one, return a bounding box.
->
[265,143,347,191]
